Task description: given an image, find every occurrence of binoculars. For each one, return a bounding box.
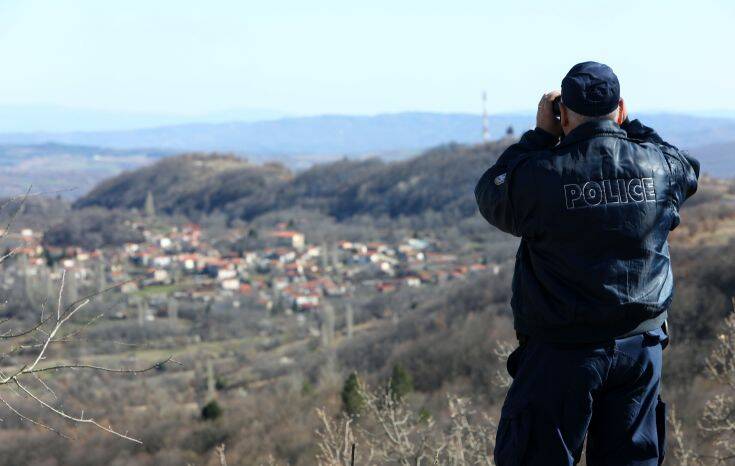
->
[552,96,561,118]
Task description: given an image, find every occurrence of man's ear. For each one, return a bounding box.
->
[560,104,570,129]
[616,98,626,125]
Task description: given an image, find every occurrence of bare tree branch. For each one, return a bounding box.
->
[0,392,71,439]
[0,244,173,443]
[14,378,143,444]
[26,356,179,375]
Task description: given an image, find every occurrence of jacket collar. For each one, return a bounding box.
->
[557,119,627,149]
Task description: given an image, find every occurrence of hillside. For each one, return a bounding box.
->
[74,141,511,222]
[15,177,735,465]
[10,141,735,466]
[73,153,292,216]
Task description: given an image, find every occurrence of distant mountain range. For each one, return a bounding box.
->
[0,105,286,133]
[690,140,735,176]
[0,112,733,165]
[0,112,733,200]
[0,113,528,164]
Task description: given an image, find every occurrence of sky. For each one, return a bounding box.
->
[0,0,733,118]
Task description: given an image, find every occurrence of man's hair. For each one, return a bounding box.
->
[566,106,619,125]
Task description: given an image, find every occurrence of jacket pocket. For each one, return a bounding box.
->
[494,407,531,466]
[655,396,667,465]
[506,344,526,379]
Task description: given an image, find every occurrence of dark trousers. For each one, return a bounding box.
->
[494,328,668,466]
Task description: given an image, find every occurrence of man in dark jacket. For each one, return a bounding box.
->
[475,62,699,465]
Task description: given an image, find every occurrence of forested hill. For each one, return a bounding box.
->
[73,140,512,222]
[73,154,292,216]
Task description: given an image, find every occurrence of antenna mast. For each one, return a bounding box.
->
[482,91,490,143]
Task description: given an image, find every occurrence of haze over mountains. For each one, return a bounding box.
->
[0,143,172,198]
[0,112,531,162]
[0,110,733,199]
[2,111,734,158]
[0,105,287,133]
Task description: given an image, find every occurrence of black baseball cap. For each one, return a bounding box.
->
[561,61,620,117]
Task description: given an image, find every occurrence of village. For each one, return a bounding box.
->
[0,219,500,324]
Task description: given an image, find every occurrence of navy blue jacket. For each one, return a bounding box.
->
[475,119,699,342]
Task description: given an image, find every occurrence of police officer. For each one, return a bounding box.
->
[475,62,699,465]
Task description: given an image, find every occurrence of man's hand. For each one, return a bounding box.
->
[536,91,563,138]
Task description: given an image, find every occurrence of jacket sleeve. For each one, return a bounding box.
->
[474,128,558,236]
[622,118,700,208]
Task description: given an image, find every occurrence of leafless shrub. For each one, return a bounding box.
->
[216,443,228,466]
[492,341,514,389]
[442,396,496,465]
[696,305,735,463]
[259,454,287,466]
[670,406,704,466]
[315,408,358,466]
[668,301,735,464]
[705,302,735,390]
[315,380,496,465]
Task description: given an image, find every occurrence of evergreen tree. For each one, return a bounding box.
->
[206,359,216,401]
[389,364,414,401]
[321,302,335,348]
[201,400,223,421]
[43,248,56,267]
[96,260,107,295]
[144,190,156,218]
[345,302,354,339]
[341,372,364,418]
[64,268,79,307]
[19,254,36,308]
